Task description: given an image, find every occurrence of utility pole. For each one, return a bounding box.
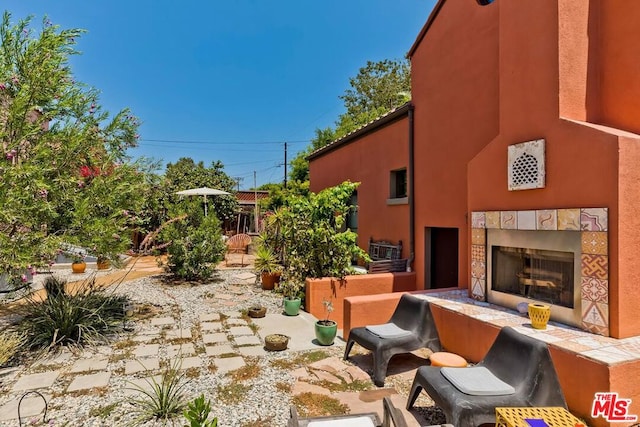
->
[234,177,243,192]
[254,171,259,233]
[284,142,288,189]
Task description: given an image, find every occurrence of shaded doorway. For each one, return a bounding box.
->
[425,227,459,289]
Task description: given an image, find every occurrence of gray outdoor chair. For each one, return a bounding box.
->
[288,396,452,427]
[344,294,442,387]
[406,326,567,427]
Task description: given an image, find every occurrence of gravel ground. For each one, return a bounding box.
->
[0,269,445,427]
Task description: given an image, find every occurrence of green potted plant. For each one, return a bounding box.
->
[315,298,338,345]
[254,245,282,290]
[280,280,302,316]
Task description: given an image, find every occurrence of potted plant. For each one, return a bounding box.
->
[315,298,338,345]
[63,248,87,274]
[280,280,302,316]
[254,245,281,290]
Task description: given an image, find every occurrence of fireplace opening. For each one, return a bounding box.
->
[491,246,574,308]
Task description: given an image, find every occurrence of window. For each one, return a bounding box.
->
[390,168,407,199]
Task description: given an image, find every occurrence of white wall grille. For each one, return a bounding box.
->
[508,139,545,191]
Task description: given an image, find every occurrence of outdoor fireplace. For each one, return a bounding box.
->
[486,229,582,327]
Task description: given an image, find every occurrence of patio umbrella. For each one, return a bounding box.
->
[175,187,230,216]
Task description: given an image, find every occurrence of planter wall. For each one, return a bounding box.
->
[305,272,417,328]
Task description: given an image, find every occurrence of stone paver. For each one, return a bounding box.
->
[202,333,228,345]
[133,344,160,358]
[233,272,255,281]
[165,328,192,340]
[309,356,350,373]
[200,321,221,331]
[12,371,60,392]
[166,343,196,358]
[32,350,72,367]
[123,375,162,397]
[132,328,162,342]
[222,301,238,307]
[237,346,267,357]
[172,356,202,370]
[70,357,109,373]
[214,356,245,374]
[227,285,244,294]
[290,367,308,379]
[311,369,343,384]
[215,293,233,300]
[292,380,331,396]
[124,358,160,375]
[199,313,220,322]
[150,317,175,326]
[345,365,371,382]
[226,318,248,326]
[222,311,242,318]
[228,326,253,336]
[204,345,235,357]
[234,335,262,346]
[0,394,50,421]
[67,372,111,392]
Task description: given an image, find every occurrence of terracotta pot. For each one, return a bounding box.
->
[97,259,111,270]
[71,262,86,274]
[260,272,281,290]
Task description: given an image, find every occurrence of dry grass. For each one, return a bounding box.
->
[292,392,349,417]
[216,383,251,405]
[271,350,329,370]
[241,416,275,427]
[227,363,260,381]
[0,331,23,366]
[275,382,292,393]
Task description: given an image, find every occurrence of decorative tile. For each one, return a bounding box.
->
[581,277,609,303]
[471,260,486,279]
[485,211,500,229]
[582,300,609,329]
[581,208,608,231]
[471,228,486,245]
[517,210,536,230]
[471,245,486,261]
[557,209,581,230]
[471,278,485,300]
[500,211,517,229]
[471,212,485,229]
[536,210,557,230]
[581,254,608,280]
[581,232,608,255]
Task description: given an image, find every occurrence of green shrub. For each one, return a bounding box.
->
[16,278,129,350]
[184,394,218,427]
[164,214,225,281]
[128,361,189,424]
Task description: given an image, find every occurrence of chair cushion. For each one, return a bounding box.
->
[440,366,515,396]
[365,323,412,339]
[308,417,376,427]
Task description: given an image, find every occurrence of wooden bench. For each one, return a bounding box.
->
[368,238,408,273]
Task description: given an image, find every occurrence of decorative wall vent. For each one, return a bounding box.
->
[508,139,545,191]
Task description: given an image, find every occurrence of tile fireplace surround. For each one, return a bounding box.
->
[471,208,609,336]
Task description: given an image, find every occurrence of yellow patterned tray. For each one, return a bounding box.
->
[495,407,584,427]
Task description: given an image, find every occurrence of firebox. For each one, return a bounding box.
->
[487,229,582,327]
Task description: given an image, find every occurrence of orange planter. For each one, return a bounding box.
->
[71,262,86,274]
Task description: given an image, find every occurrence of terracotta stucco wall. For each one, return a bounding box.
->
[308,117,410,258]
[410,0,499,289]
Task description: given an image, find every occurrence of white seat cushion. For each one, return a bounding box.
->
[308,416,376,427]
[365,323,412,339]
[441,366,515,396]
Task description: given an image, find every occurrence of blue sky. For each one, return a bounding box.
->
[3,1,436,188]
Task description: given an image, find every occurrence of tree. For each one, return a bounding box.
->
[0,12,146,280]
[163,157,237,223]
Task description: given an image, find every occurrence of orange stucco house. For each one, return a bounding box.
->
[309,0,640,425]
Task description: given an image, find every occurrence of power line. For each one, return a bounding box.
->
[139,138,308,145]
